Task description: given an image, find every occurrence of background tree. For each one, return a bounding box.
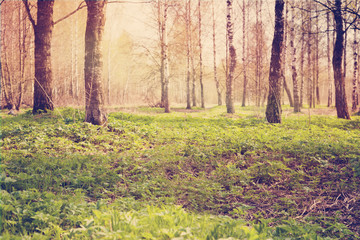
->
[241,0,247,107]
[198,0,204,109]
[266,0,285,123]
[212,0,222,106]
[226,0,236,114]
[332,0,351,119]
[282,0,293,107]
[327,11,333,107]
[84,0,107,125]
[289,1,299,112]
[157,0,170,112]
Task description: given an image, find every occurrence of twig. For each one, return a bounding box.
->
[54,1,87,25]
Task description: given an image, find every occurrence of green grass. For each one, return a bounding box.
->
[1,106,359,239]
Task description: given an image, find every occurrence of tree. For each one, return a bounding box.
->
[186,0,192,109]
[198,0,204,109]
[282,0,293,107]
[241,0,247,107]
[157,0,170,113]
[332,0,351,119]
[327,11,333,107]
[300,0,305,107]
[1,1,31,111]
[352,1,358,111]
[226,0,236,114]
[289,1,300,112]
[212,0,222,106]
[23,0,55,113]
[266,0,285,123]
[307,0,313,108]
[84,0,107,125]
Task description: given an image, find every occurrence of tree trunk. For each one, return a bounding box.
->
[307,0,313,108]
[327,12,333,107]
[332,0,351,119]
[212,0,222,106]
[282,0,293,107]
[315,2,320,106]
[163,0,170,113]
[290,0,299,112]
[32,1,55,113]
[266,0,284,123]
[241,0,247,107]
[84,0,107,125]
[300,0,305,107]
[226,0,236,114]
[255,0,260,106]
[198,0,204,109]
[352,1,359,111]
[186,0,191,109]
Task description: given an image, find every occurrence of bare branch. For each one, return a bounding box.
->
[54,1,86,25]
[22,0,36,29]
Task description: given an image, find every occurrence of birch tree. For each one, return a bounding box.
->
[266,0,285,123]
[226,0,236,114]
[289,1,299,112]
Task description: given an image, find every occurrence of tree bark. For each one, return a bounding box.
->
[211,0,221,106]
[226,0,236,114]
[84,0,107,125]
[282,0,293,107]
[300,0,305,107]
[290,1,299,112]
[25,0,55,113]
[241,0,247,107]
[327,12,333,107]
[352,1,359,111]
[163,0,170,113]
[266,0,284,123]
[198,0,204,109]
[186,0,191,109]
[307,0,313,108]
[332,0,351,119]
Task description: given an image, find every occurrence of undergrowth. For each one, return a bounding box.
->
[1,106,359,239]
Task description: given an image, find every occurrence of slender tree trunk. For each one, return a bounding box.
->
[290,1,299,112]
[315,2,320,105]
[352,19,358,111]
[158,0,165,108]
[255,0,260,106]
[241,0,247,107]
[212,0,221,106]
[226,0,236,114]
[307,0,313,108]
[84,0,107,125]
[198,0,204,108]
[188,0,196,107]
[327,12,333,107]
[351,1,358,111]
[266,0,285,123]
[332,0,351,119]
[163,0,170,113]
[282,0,293,107]
[186,0,191,109]
[300,0,305,107]
[75,13,79,100]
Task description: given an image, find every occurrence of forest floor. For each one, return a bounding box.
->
[1,105,360,239]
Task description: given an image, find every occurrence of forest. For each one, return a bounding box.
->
[1,0,360,239]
